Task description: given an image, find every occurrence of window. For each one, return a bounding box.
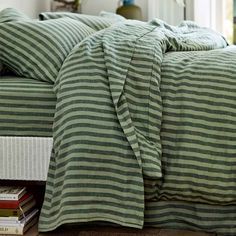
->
[191,0,233,43]
[147,0,233,43]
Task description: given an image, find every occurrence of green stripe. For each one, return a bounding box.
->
[0,18,95,83]
[0,77,55,136]
[145,201,236,235]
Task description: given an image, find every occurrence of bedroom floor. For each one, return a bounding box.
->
[26,224,216,236]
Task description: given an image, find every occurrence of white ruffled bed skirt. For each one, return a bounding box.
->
[0,136,52,181]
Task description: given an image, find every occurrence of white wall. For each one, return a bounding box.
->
[0,0,148,20]
[0,0,185,23]
[0,0,50,18]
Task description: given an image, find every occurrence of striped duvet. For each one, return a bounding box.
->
[33,20,236,235]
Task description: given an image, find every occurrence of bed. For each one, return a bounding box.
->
[0,76,54,181]
[1,7,236,236]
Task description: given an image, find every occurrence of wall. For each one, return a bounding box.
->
[82,0,148,20]
[0,0,148,20]
[0,0,183,23]
[0,0,50,18]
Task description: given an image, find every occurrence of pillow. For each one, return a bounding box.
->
[39,12,124,31]
[99,11,126,21]
[0,18,95,83]
[0,8,30,23]
[0,8,31,76]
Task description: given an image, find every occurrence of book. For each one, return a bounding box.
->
[0,187,26,201]
[0,193,33,209]
[0,209,38,235]
[0,198,36,218]
[0,208,38,226]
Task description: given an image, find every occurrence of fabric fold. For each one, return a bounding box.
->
[103,23,163,179]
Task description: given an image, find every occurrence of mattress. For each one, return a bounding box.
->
[0,76,55,137]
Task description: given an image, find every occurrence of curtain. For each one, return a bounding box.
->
[193,0,224,33]
[147,0,225,33]
[147,0,185,25]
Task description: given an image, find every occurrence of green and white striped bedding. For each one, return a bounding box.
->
[39,12,125,31]
[0,18,95,83]
[158,48,236,204]
[1,8,236,234]
[0,76,55,136]
[144,49,236,236]
[0,7,30,23]
[38,19,236,235]
[39,22,164,231]
[0,8,30,75]
[145,201,236,235]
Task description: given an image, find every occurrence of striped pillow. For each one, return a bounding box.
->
[39,12,124,31]
[0,8,30,23]
[0,8,30,76]
[0,18,95,83]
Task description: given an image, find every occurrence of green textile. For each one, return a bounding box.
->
[0,76,55,136]
[155,48,236,204]
[39,22,163,231]
[145,200,236,235]
[144,25,236,236]
[38,19,235,235]
[0,8,30,75]
[0,18,95,83]
[39,12,125,31]
[0,8,30,23]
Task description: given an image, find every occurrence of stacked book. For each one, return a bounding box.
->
[0,186,38,235]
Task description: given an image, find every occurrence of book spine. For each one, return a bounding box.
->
[0,209,20,217]
[0,194,33,209]
[0,202,18,209]
[0,195,18,201]
[0,225,23,235]
[0,216,19,222]
[0,209,39,225]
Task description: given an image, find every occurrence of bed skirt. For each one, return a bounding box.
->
[0,136,52,181]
